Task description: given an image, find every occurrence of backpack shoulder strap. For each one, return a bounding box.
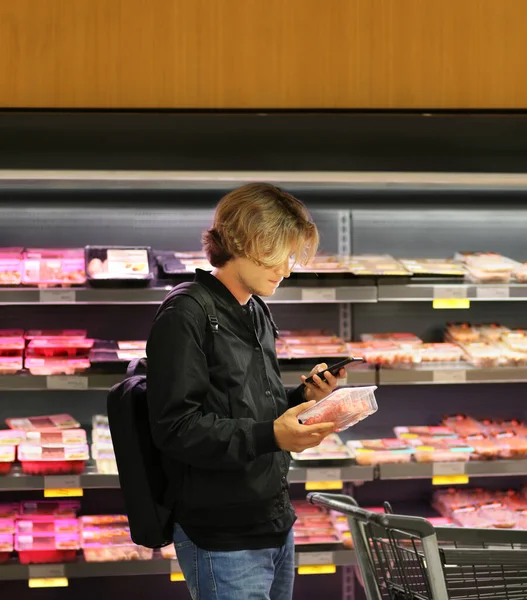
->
[252,295,279,339]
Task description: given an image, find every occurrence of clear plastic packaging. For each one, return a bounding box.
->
[85,246,154,285]
[291,433,353,462]
[22,248,86,286]
[443,415,485,437]
[467,438,505,461]
[298,386,378,432]
[399,258,465,277]
[459,342,502,367]
[25,330,87,340]
[0,446,15,475]
[502,331,527,353]
[445,323,480,344]
[17,518,79,534]
[361,342,400,366]
[414,446,472,463]
[498,437,527,460]
[26,338,94,358]
[24,356,90,376]
[0,356,23,373]
[347,255,409,276]
[6,414,80,431]
[514,263,527,283]
[82,540,153,562]
[0,429,25,445]
[0,533,13,563]
[20,501,80,519]
[15,532,80,564]
[360,333,423,346]
[350,447,413,466]
[473,324,510,342]
[18,443,89,475]
[0,518,15,534]
[79,515,128,526]
[0,248,23,285]
[0,335,25,356]
[394,426,457,441]
[288,344,349,359]
[95,458,118,475]
[25,429,87,446]
[419,343,464,363]
[160,543,177,559]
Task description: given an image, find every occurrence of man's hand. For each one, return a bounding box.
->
[301,363,345,403]
[273,401,335,453]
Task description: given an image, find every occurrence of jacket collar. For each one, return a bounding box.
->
[194,268,250,308]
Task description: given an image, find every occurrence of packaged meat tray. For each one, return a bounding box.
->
[0,356,23,373]
[419,343,464,363]
[282,334,341,345]
[473,323,510,342]
[497,437,527,460]
[0,504,19,519]
[496,342,527,366]
[0,248,23,285]
[79,515,128,526]
[25,330,87,340]
[360,342,399,366]
[445,323,480,344]
[0,518,15,534]
[26,338,94,357]
[459,342,501,367]
[85,246,154,285]
[0,429,25,445]
[22,248,86,286]
[17,518,79,534]
[25,429,87,445]
[502,331,527,353]
[514,263,527,283]
[347,255,409,276]
[451,508,493,529]
[413,445,472,463]
[82,539,153,562]
[399,258,465,277]
[298,386,378,432]
[0,335,25,356]
[160,543,177,559]
[81,527,131,545]
[288,344,349,359]
[360,333,423,346]
[18,443,89,475]
[20,501,80,519]
[347,443,413,466]
[457,252,520,282]
[466,437,505,461]
[15,532,80,564]
[291,433,353,462]
[0,533,13,563]
[6,414,80,432]
[443,415,485,437]
[24,356,90,375]
[394,426,457,441]
[0,446,15,475]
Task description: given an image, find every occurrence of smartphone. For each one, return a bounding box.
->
[304,356,366,384]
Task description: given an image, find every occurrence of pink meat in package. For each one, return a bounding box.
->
[298,386,378,432]
[22,248,86,286]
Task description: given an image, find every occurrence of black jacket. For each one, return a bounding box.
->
[146,270,305,531]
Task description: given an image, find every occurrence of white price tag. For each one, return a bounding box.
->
[298,552,335,566]
[29,564,66,579]
[306,468,341,482]
[433,462,466,477]
[433,370,467,384]
[46,376,88,390]
[44,475,81,490]
[39,289,76,303]
[301,288,337,302]
[433,286,467,299]
[476,286,510,299]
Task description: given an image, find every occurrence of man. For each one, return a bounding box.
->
[146,183,343,600]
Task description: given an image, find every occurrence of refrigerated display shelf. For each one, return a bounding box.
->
[0,549,357,581]
[379,459,527,480]
[378,281,527,302]
[378,365,527,385]
[0,285,377,305]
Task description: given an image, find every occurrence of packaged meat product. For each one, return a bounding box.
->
[452,509,493,529]
[90,441,115,460]
[0,533,13,563]
[443,415,485,437]
[280,330,334,338]
[6,414,80,431]
[349,447,413,466]
[25,330,87,340]
[419,343,463,363]
[22,248,86,286]
[298,386,378,432]
[461,339,503,367]
[445,323,479,344]
[394,426,457,441]
[473,323,510,342]
[414,446,472,463]
[0,518,15,534]
[347,255,409,276]
[478,506,519,529]
[20,501,80,519]
[361,342,399,366]
[82,539,153,562]
[18,443,89,475]
[467,437,505,461]
[0,429,25,446]
[24,356,90,375]
[399,258,465,277]
[85,246,154,285]
[25,429,87,446]
[0,248,23,285]
[514,263,527,283]
[0,446,15,475]
[295,254,352,273]
[0,503,19,519]
[288,344,348,359]
[0,335,25,356]
[457,252,519,283]
[161,543,177,559]
[81,526,131,545]
[0,356,23,373]
[502,331,527,353]
[15,532,80,564]
[291,433,353,461]
[283,335,341,345]
[92,414,109,428]
[79,515,128,526]
[360,333,423,346]
[496,343,527,367]
[498,437,527,460]
[17,518,79,534]
[26,338,94,358]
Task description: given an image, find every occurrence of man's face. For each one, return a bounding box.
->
[234,255,292,297]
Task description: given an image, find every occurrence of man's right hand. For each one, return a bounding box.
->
[273,401,336,453]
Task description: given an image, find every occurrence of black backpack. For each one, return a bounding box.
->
[107,282,219,548]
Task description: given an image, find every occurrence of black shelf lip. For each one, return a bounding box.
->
[2,169,527,191]
[0,284,378,305]
[0,550,357,581]
[379,459,527,481]
[379,365,527,385]
[378,280,527,302]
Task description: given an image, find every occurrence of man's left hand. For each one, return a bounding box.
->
[301,363,346,402]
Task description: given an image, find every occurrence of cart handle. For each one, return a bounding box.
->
[307,493,436,538]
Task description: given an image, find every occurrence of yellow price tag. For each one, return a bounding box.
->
[305,481,343,491]
[298,565,337,575]
[433,299,470,310]
[29,578,69,588]
[170,572,185,582]
[432,475,469,486]
[44,488,83,498]
[400,433,418,440]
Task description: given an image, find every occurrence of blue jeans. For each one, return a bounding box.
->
[173,524,295,600]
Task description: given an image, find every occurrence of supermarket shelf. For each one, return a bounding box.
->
[289,464,374,484]
[379,365,527,385]
[379,459,527,481]
[282,367,376,388]
[0,549,356,581]
[0,285,377,305]
[378,281,527,302]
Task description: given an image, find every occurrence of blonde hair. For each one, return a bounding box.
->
[202,183,319,268]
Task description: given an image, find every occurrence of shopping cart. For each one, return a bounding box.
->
[307,492,527,600]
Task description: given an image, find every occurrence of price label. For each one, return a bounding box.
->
[44,475,83,498]
[298,565,337,575]
[432,475,469,486]
[305,481,343,491]
[39,289,76,303]
[29,565,68,586]
[301,288,337,302]
[29,578,69,588]
[46,376,88,390]
[298,552,334,566]
[170,559,185,582]
[432,299,471,310]
[476,286,510,300]
[306,468,341,482]
[433,286,467,300]
[433,462,466,477]
[433,369,467,384]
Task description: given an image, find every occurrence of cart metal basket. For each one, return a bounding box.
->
[308,492,527,600]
